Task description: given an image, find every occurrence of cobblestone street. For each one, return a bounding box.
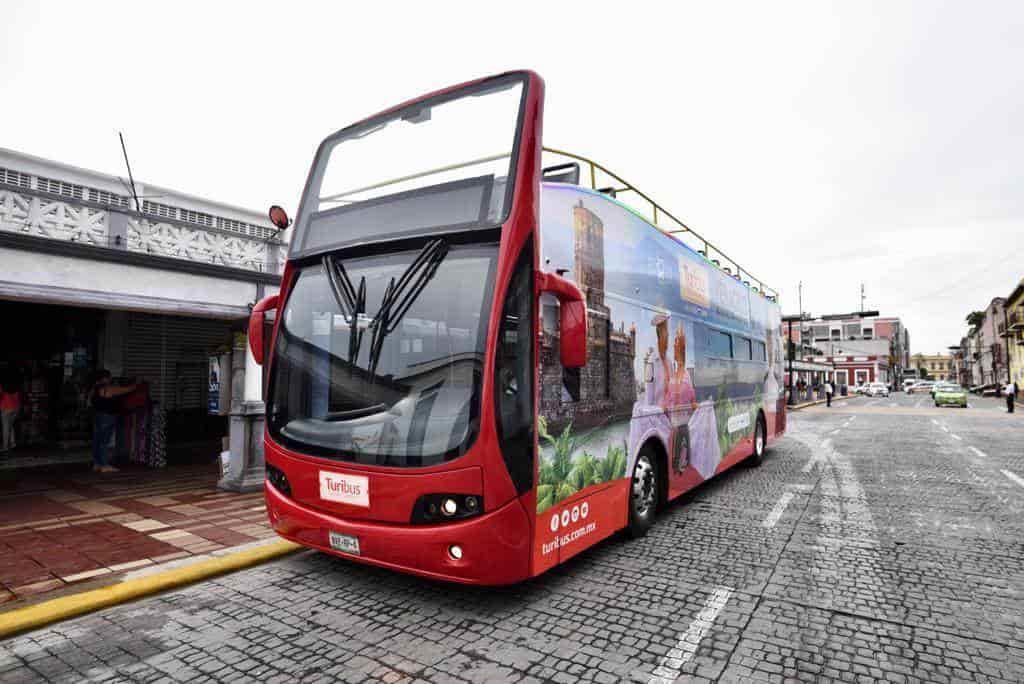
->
[1,393,1022,683]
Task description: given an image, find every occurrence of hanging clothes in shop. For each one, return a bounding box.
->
[117,382,165,468]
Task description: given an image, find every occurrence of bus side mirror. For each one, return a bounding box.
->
[537,271,587,369]
[269,205,291,230]
[249,294,279,365]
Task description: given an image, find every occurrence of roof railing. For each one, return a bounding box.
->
[542,147,777,300]
[316,147,779,300]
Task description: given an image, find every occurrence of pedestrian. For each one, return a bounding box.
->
[825,380,834,407]
[0,382,21,452]
[1006,380,1017,414]
[91,370,136,473]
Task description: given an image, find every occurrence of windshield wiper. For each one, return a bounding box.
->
[367,238,449,376]
[322,254,367,364]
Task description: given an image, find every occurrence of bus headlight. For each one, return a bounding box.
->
[411,494,483,524]
[266,465,291,498]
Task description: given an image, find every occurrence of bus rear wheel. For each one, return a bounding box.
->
[748,414,766,467]
[627,448,658,538]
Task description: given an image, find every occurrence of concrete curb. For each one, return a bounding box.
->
[0,538,301,640]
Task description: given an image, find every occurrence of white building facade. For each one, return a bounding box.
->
[0,147,284,478]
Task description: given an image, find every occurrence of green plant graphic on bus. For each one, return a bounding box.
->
[537,417,628,513]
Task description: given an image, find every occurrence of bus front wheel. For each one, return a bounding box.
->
[627,447,658,538]
[748,414,767,467]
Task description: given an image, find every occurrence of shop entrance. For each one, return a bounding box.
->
[0,300,236,472]
[0,301,101,454]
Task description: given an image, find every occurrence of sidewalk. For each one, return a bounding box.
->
[789,393,857,410]
[0,464,273,605]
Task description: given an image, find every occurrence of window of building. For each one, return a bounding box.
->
[754,340,766,362]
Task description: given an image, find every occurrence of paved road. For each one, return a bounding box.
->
[2,393,1023,683]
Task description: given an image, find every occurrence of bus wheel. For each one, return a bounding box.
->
[748,414,766,467]
[627,448,658,538]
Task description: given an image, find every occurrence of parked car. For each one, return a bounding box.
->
[934,384,968,408]
[902,379,917,392]
[867,382,890,397]
[854,383,870,395]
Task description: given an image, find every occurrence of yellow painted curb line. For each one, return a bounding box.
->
[0,539,301,639]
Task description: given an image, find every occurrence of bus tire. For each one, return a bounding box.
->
[627,446,658,538]
[748,413,767,467]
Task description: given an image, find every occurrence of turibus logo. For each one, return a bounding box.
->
[319,471,369,507]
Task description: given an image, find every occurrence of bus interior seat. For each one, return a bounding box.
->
[542,162,580,185]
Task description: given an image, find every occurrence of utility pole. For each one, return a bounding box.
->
[860,283,865,312]
[798,281,803,321]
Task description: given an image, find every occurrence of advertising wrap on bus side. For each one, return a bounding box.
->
[531,184,785,571]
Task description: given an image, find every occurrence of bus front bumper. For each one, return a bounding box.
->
[264,482,533,585]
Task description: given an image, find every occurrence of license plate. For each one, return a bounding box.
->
[329,531,360,556]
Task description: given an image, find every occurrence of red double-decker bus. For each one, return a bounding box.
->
[251,70,786,584]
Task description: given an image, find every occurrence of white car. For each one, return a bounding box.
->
[867,382,890,397]
[854,384,870,395]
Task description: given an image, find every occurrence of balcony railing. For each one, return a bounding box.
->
[1009,308,1024,331]
[0,181,284,274]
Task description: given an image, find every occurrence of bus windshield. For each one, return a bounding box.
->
[268,243,497,466]
[291,74,526,258]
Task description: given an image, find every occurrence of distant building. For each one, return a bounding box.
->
[912,353,953,381]
[972,297,1007,388]
[785,312,909,386]
[949,345,968,386]
[1001,279,1023,394]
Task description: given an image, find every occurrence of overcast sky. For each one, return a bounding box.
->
[4,1,1022,354]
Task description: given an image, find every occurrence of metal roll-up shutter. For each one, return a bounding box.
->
[124,312,234,412]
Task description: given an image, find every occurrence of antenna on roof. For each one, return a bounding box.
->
[118,132,141,212]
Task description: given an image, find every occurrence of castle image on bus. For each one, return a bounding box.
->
[249,70,786,584]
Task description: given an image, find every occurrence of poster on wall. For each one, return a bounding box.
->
[208,356,221,414]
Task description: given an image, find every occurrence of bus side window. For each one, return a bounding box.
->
[495,244,535,494]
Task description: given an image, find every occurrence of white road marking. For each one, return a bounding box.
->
[931,419,939,426]
[789,484,815,492]
[848,415,856,423]
[968,446,987,458]
[762,492,796,529]
[950,433,962,441]
[649,585,733,683]
[829,428,841,435]
[941,425,949,433]
[1001,470,1024,489]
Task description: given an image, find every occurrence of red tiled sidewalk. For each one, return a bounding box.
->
[0,464,273,605]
